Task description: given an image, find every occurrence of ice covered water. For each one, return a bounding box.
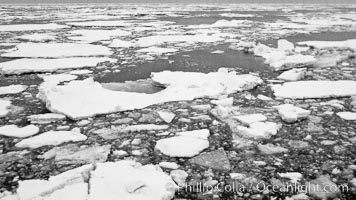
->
[0,3,356,200]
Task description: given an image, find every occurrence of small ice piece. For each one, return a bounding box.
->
[336,112,356,120]
[88,160,177,200]
[211,50,224,54]
[256,94,272,101]
[273,81,356,99]
[170,170,188,187]
[16,33,56,42]
[115,124,169,133]
[0,85,27,95]
[278,172,302,184]
[109,39,136,48]
[159,162,179,169]
[297,39,356,50]
[237,122,280,139]
[277,68,306,81]
[27,113,66,124]
[0,57,115,75]
[1,43,112,58]
[155,129,210,157]
[68,29,131,43]
[15,131,87,149]
[211,97,233,107]
[157,111,175,123]
[275,104,311,123]
[233,114,267,125]
[0,23,69,32]
[257,143,289,154]
[69,69,93,75]
[42,74,78,85]
[0,99,12,118]
[0,125,39,138]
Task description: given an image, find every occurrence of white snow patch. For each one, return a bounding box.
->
[37,69,262,119]
[2,43,112,58]
[15,131,87,148]
[277,68,306,81]
[0,57,115,74]
[0,23,68,32]
[273,81,356,99]
[0,85,27,95]
[336,112,356,120]
[0,125,39,138]
[155,129,210,157]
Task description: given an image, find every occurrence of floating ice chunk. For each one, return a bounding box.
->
[189,19,251,28]
[269,54,316,71]
[15,131,87,148]
[2,43,112,58]
[135,34,224,47]
[27,113,66,124]
[0,99,12,118]
[277,68,306,81]
[275,104,310,123]
[38,69,262,119]
[237,122,280,139]
[159,162,179,169]
[297,39,356,50]
[16,164,93,200]
[16,33,56,42]
[277,39,294,52]
[109,39,136,48]
[211,97,233,107]
[0,57,115,74]
[278,172,302,184]
[137,46,178,55]
[88,160,177,200]
[155,129,210,157]
[157,111,175,123]
[67,20,129,27]
[273,81,356,99]
[42,74,78,85]
[220,13,257,18]
[0,23,69,32]
[0,125,39,138]
[68,29,131,43]
[211,50,224,54]
[69,69,93,75]
[0,85,27,95]
[336,112,356,120]
[257,143,289,154]
[114,124,169,133]
[257,94,272,101]
[233,114,267,125]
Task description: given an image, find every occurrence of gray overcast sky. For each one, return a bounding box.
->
[0,0,355,4]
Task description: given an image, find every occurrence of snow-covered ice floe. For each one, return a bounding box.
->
[0,85,27,95]
[0,57,116,74]
[10,160,177,200]
[0,125,39,138]
[38,68,262,119]
[155,129,210,157]
[274,104,310,123]
[0,99,12,118]
[272,81,356,99]
[68,29,131,43]
[336,112,356,120]
[16,33,56,42]
[137,46,178,55]
[0,23,69,32]
[27,113,66,124]
[297,39,356,50]
[15,130,87,148]
[1,43,112,58]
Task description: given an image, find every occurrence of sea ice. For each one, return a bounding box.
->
[233,114,267,125]
[155,129,210,157]
[27,113,66,124]
[109,39,136,48]
[272,81,356,99]
[275,104,310,123]
[15,130,87,148]
[0,125,39,138]
[2,43,112,58]
[157,111,176,123]
[0,85,27,95]
[137,46,178,55]
[237,122,280,139]
[0,57,115,74]
[16,33,56,42]
[68,29,131,43]
[297,39,356,50]
[0,23,69,32]
[0,99,12,118]
[38,69,262,119]
[277,68,306,81]
[336,112,356,120]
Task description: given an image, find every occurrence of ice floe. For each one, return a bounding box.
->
[16,33,56,42]
[278,172,302,184]
[273,81,356,99]
[0,57,115,74]
[68,29,131,43]
[135,34,224,47]
[38,69,262,119]
[0,85,27,95]
[336,112,356,120]
[275,104,310,123]
[0,99,12,118]
[137,46,178,55]
[233,114,267,125]
[0,125,39,138]
[2,43,112,58]
[15,130,87,148]
[277,68,306,81]
[157,111,176,123]
[109,39,136,48]
[0,23,69,32]
[236,121,280,139]
[298,39,356,50]
[155,129,210,157]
